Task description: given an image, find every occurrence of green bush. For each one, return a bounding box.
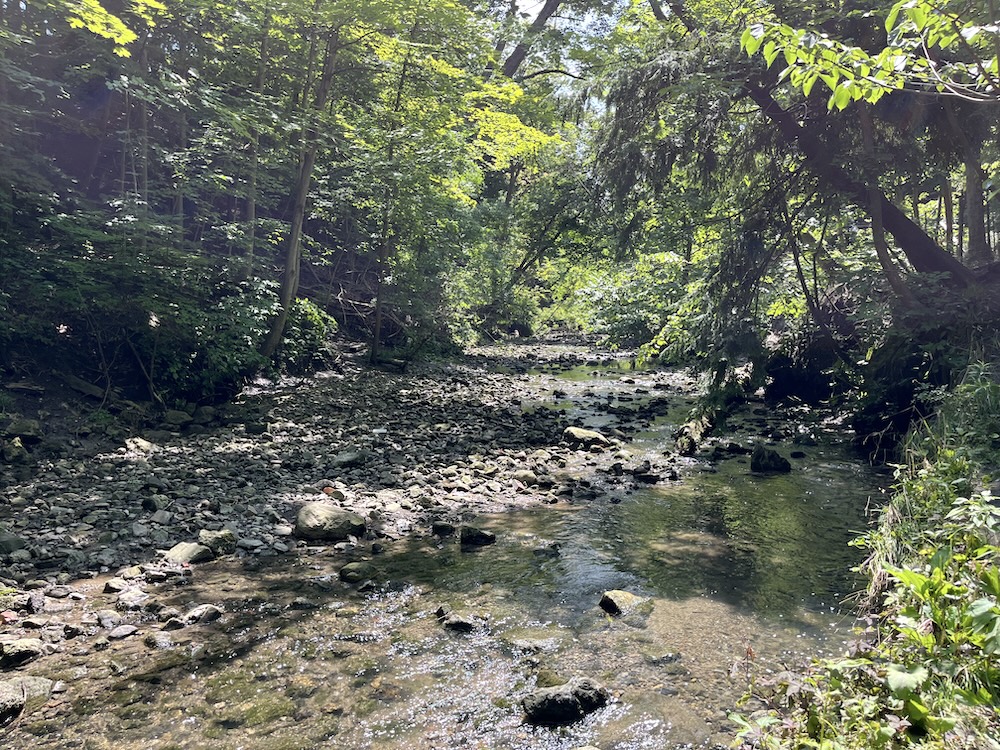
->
[279,298,339,374]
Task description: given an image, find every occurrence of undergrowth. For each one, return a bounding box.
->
[732,362,1000,749]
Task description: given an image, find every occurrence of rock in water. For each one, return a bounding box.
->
[750,444,792,473]
[562,427,612,449]
[599,589,644,616]
[294,503,366,541]
[522,677,610,725]
[460,526,496,546]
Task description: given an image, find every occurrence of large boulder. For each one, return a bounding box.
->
[295,503,365,541]
[563,427,612,449]
[0,675,53,727]
[522,677,610,725]
[750,444,792,473]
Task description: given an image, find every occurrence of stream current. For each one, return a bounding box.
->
[6,352,885,749]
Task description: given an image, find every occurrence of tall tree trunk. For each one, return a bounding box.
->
[501,0,562,79]
[942,177,955,255]
[944,102,991,266]
[245,14,270,279]
[260,28,340,359]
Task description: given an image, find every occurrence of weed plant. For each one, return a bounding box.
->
[732,363,1000,749]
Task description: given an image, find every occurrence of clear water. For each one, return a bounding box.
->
[10,358,884,749]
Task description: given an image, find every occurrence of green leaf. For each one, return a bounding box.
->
[885,2,902,33]
[887,664,929,695]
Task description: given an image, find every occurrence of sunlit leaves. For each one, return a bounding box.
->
[741,0,1000,109]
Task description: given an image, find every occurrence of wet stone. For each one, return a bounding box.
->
[0,675,53,727]
[522,677,610,726]
[339,562,375,584]
[460,526,496,546]
[599,589,645,616]
[184,604,223,624]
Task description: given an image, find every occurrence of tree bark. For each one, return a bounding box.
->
[500,0,562,79]
[260,29,340,358]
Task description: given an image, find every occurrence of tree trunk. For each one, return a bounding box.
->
[260,29,340,359]
[744,82,975,285]
[944,101,991,266]
[245,15,270,279]
[501,0,562,79]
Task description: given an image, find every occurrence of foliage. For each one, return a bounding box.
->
[733,362,1000,749]
[742,0,1000,110]
[278,298,339,374]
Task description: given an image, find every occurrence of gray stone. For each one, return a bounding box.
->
[512,469,539,486]
[165,542,215,564]
[0,675,53,727]
[96,610,122,629]
[330,450,368,468]
[184,604,223,624]
[431,520,456,537]
[108,624,138,640]
[294,503,365,541]
[150,510,173,525]
[339,562,375,584]
[522,677,610,725]
[750,444,792,473]
[116,588,150,611]
[0,532,27,555]
[0,638,45,668]
[563,427,612,449]
[162,409,193,426]
[599,589,645,616]
[198,528,238,554]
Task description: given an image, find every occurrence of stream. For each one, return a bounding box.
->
[1,346,885,749]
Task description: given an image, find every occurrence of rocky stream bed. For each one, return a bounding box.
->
[0,341,885,749]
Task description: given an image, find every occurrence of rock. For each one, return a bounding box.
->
[150,509,173,525]
[184,604,223,624]
[599,589,645,616]
[750,444,792,473]
[144,632,174,650]
[4,418,43,443]
[460,526,496,546]
[116,588,150,611]
[0,675,53,727]
[108,624,138,640]
[96,610,122,629]
[339,562,375,584]
[1,438,29,464]
[294,503,366,541]
[0,638,45,668]
[330,450,369,468]
[162,409,193,426]
[198,528,238,555]
[512,469,538,486]
[522,677,610,726]
[562,427,612,449]
[165,542,215,564]
[0,532,27,555]
[431,520,456,537]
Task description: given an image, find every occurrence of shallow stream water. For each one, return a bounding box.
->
[9,356,885,749]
